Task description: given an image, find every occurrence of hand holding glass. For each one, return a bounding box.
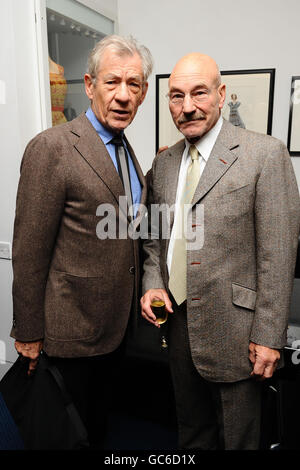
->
[150,299,168,348]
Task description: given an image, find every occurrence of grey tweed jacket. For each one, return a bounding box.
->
[11,113,146,358]
[143,119,300,382]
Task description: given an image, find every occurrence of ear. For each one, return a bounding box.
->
[139,81,149,106]
[218,83,226,110]
[84,74,94,101]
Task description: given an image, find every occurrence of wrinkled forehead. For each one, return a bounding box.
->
[170,55,220,88]
[99,48,144,74]
[168,69,217,92]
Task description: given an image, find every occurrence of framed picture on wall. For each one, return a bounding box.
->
[156,69,275,152]
[221,69,275,136]
[156,73,182,152]
[287,76,300,156]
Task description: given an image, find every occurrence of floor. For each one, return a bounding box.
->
[105,323,179,450]
[1,320,300,451]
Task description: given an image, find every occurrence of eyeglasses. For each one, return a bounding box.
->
[167,89,212,106]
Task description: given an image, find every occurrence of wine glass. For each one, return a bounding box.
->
[150,299,168,349]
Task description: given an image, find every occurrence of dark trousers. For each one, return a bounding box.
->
[167,299,262,450]
[49,344,124,449]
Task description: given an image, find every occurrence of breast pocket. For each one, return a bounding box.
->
[232,282,257,311]
[216,183,254,217]
[45,271,105,341]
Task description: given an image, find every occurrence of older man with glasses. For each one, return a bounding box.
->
[141,52,300,450]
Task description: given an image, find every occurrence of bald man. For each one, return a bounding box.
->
[141,53,300,449]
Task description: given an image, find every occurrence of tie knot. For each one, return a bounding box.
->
[110,135,124,146]
[189,145,199,161]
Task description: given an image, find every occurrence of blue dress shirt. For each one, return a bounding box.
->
[86,107,142,217]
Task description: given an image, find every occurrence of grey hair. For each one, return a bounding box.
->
[87,34,153,85]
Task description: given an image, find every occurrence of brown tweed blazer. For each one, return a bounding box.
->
[11,112,146,358]
[143,119,300,382]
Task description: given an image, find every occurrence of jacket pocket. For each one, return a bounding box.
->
[220,182,252,197]
[45,271,106,341]
[232,282,256,311]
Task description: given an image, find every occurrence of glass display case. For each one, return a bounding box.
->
[45,0,115,126]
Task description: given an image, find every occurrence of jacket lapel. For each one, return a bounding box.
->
[191,119,240,206]
[162,140,185,252]
[71,113,125,205]
[70,113,147,224]
[124,136,147,226]
[164,139,185,210]
[124,137,147,208]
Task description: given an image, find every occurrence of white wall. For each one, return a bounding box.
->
[0,0,45,375]
[118,0,300,186]
[77,0,118,21]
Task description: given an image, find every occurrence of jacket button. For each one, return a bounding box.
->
[129,266,135,274]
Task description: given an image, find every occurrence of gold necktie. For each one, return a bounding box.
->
[169,145,201,305]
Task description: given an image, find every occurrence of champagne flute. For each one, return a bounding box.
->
[150,299,168,349]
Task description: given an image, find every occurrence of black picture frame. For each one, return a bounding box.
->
[156,68,275,152]
[221,69,275,136]
[287,76,300,156]
[156,73,172,153]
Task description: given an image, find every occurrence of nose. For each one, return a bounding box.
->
[115,82,130,102]
[182,94,196,114]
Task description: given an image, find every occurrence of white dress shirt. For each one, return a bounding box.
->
[167,115,223,273]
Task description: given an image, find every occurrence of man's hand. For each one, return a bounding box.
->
[249,342,280,380]
[15,340,43,376]
[141,289,173,327]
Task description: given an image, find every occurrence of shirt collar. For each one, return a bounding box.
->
[184,115,223,162]
[86,107,124,144]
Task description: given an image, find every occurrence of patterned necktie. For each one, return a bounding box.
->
[110,135,134,219]
[169,145,201,305]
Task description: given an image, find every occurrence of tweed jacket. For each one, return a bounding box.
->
[11,113,147,358]
[143,119,300,382]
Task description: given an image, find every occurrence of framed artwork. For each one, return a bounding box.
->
[287,76,300,156]
[156,69,275,152]
[221,69,275,136]
[156,74,182,152]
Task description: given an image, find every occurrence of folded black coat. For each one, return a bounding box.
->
[0,353,89,450]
